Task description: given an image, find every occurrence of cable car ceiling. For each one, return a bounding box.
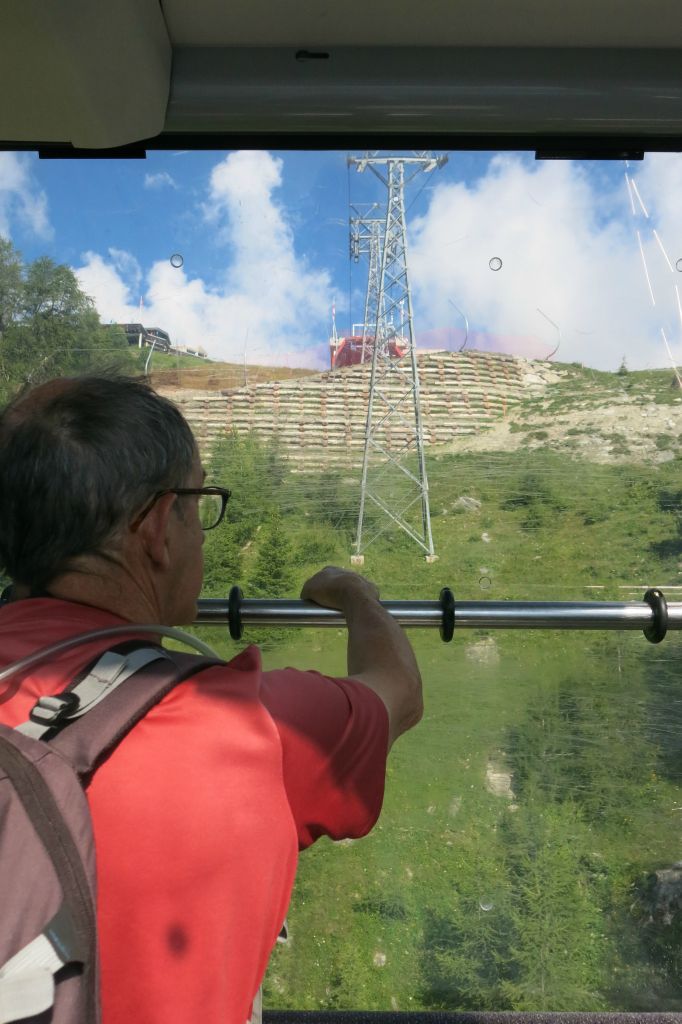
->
[2,0,682,151]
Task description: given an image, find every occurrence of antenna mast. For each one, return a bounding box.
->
[349,153,447,564]
[329,297,339,368]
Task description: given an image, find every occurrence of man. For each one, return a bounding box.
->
[0,375,423,1024]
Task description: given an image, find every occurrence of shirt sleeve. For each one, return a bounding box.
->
[259,669,390,850]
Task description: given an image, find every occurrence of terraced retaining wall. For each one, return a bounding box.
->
[160,350,561,469]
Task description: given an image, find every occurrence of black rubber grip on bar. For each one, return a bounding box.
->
[228,585,244,640]
[643,588,668,644]
[440,587,455,643]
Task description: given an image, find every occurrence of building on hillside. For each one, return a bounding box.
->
[117,323,172,353]
[114,325,208,359]
[174,344,209,359]
[145,327,172,350]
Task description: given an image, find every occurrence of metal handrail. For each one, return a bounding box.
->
[195,587,675,644]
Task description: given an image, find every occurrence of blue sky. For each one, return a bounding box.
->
[1,148,681,371]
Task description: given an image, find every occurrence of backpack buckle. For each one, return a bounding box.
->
[29,692,80,726]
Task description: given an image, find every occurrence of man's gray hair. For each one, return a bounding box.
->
[0,375,197,592]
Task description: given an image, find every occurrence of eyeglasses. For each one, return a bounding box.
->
[132,486,231,531]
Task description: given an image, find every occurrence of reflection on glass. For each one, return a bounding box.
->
[0,148,681,1011]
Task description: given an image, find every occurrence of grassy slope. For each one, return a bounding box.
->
[197,434,682,1012]
[148,350,316,390]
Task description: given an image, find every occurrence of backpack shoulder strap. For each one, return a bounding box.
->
[16,644,224,779]
[17,645,169,742]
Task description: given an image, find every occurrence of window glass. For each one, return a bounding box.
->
[1,148,681,1011]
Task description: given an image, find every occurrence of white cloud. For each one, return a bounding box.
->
[76,252,138,322]
[108,248,143,295]
[409,154,682,371]
[144,171,178,190]
[636,153,682,239]
[0,153,52,241]
[75,151,332,367]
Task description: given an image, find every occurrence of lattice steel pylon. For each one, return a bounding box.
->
[349,153,448,564]
[350,203,384,364]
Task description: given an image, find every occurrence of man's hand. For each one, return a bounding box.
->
[301,565,379,611]
[300,566,423,750]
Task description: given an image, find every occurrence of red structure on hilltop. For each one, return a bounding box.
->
[329,335,408,369]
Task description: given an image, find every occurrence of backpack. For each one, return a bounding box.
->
[0,639,223,1023]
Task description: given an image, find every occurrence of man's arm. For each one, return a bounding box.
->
[300,566,423,749]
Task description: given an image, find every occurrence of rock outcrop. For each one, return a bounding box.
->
[640,862,682,927]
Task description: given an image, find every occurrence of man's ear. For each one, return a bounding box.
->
[134,492,178,569]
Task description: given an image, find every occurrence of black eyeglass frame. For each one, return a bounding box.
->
[132,486,231,531]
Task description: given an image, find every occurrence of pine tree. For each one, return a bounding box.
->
[207,430,285,546]
[247,510,295,647]
[201,523,242,598]
[249,510,295,598]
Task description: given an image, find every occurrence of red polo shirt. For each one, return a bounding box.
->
[0,599,389,1024]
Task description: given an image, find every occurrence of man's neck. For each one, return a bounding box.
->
[44,561,165,625]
